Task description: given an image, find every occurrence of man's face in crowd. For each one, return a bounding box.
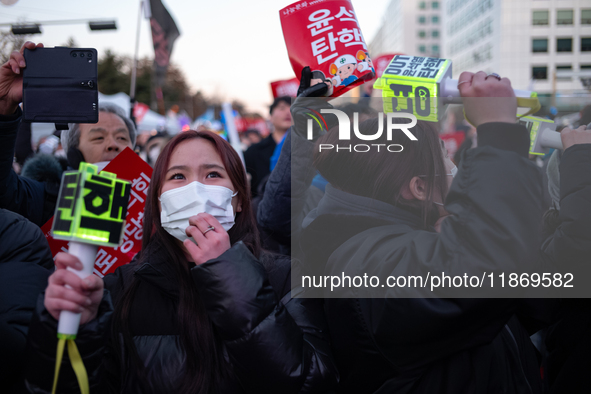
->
[77,112,133,163]
[270,101,292,131]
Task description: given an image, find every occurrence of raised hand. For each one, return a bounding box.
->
[457,71,517,127]
[0,41,43,115]
[44,252,104,324]
[183,213,231,265]
[561,124,591,151]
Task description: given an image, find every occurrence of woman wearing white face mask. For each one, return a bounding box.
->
[26,130,338,393]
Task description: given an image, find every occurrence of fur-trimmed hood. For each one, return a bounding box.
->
[21,154,66,184]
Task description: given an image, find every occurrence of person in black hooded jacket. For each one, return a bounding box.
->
[0,209,53,393]
[538,125,591,393]
[298,71,548,393]
[25,130,338,393]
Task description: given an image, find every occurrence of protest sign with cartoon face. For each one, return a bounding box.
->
[280,0,375,98]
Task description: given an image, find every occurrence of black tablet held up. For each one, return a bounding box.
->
[22,47,98,125]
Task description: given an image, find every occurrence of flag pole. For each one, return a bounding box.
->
[129,0,145,125]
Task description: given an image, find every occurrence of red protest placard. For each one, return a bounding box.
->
[280,0,375,98]
[270,77,300,98]
[440,131,466,157]
[41,148,153,278]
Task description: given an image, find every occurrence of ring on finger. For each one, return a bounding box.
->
[485,73,501,81]
[457,80,470,86]
[202,225,215,236]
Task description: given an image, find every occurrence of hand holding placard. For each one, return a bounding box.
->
[50,161,130,394]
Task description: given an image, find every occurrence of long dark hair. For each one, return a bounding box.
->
[112,130,261,393]
[314,116,448,228]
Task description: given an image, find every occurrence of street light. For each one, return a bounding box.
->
[11,24,41,35]
[1,19,117,35]
[88,21,117,31]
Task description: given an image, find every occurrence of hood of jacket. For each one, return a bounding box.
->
[20,153,64,184]
[300,184,425,271]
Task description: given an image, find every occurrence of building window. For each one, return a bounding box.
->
[432,45,440,54]
[557,38,572,52]
[557,10,573,25]
[419,45,426,53]
[582,37,591,52]
[419,16,426,24]
[432,15,439,24]
[533,10,549,26]
[419,30,426,38]
[419,1,426,9]
[556,65,572,81]
[580,64,591,69]
[432,1,439,9]
[532,39,548,53]
[582,10,591,25]
[532,66,548,80]
[432,29,439,38]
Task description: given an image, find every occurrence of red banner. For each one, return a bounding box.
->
[270,77,300,98]
[280,0,375,98]
[235,117,269,134]
[41,148,153,278]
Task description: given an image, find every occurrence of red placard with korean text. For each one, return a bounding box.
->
[280,0,375,98]
[270,77,300,98]
[41,148,152,278]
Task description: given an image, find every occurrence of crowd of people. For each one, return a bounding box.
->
[1,41,591,394]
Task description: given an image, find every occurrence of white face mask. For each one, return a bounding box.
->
[432,165,457,207]
[450,165,457,177]
[159,181,238,243]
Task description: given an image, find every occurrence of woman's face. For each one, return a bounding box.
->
[160,138,241,215]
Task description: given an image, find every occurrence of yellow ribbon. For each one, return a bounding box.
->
[516,97,542,119]
[52,336,89,394]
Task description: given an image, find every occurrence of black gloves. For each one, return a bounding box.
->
[297,66,329,98]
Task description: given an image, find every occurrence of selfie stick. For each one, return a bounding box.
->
[50,162,131,393]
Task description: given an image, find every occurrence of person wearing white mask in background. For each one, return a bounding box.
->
[25,129,339,393]
[0,42,136,227]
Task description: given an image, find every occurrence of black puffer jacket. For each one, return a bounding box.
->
[300,122,546,393]
[0,109,59,227]
[540,143,591,392]
[25,241,338,393]
[0,209,53,393]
